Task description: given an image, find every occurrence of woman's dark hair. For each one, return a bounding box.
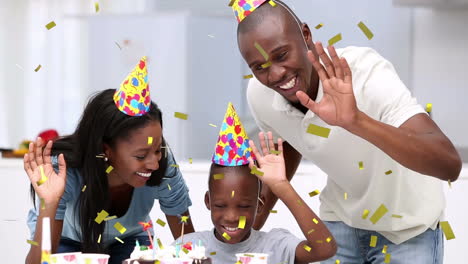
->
[30,88,172,253]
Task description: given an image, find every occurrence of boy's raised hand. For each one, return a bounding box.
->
[24,137,67,205]
[248,131,288,192]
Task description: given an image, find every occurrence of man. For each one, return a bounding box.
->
[232,0,462,263]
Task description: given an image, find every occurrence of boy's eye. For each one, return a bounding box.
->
[239,205,251,209]
[135,156,146,160]
[214,204,226,208]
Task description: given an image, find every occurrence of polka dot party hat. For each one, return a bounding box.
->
[113,56,151,116]
[212,102,255,166]
[231,0,268,23]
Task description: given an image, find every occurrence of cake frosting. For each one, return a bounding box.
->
[122,242,211,264]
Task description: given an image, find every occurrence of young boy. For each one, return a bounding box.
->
[177,103,336,263]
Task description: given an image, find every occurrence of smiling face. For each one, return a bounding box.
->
[105,121,163,188]
[205,165,263,244]
[238,4,318,104]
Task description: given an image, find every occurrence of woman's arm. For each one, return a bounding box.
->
[166,210,195,240]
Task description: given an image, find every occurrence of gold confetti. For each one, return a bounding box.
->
[307,229,315,234]
[213,173,224,180]
[95,210,109,224]
[391,214,403,218]
[210,252,217,256]
[148,137,153,145]
[115,237,124,244]
[269,150,281,155]
[297,199,302,205]
[382,245,388,254]
[369,235,378,247]
[94,2,100,12]
[426,103,432,113]
[261,61,272,69]
[228,0,235,7]
[97,234,102,243]
[268,0,276,6]
[335,260,341,264]
[238,216,246,229]
[40,198,45,210]
[170,164,179,168]
[306,124,331,138]
[312,218,319,224]
[385,170,392,175]
[357,21,374,40]
[315,23,324,30]
[448,180,452,188]
[106,165,113,174]
[231,190,235,198]
[156,218,166,227]
[174,112,188,120]
[182,248,189,254]
[37,165,47,186]
[269,210,278,214]
[362,209,370,219]
[440,221,456,240]
[27,239,38,246]
[344,192,348,200]
[250,165,264,177]
[243,74,253,79]
[316,240,323,243]
[189,158,193,164]
[104,215,117,221]
[157,238,164,249]
[209,123,217,128]
[384,253,391,263]
[81,185,87,192]
[222,232,231,241]
[369,204,388,224]
[303,244,312,252]
[45,21,56,30]
[244,254,255,258]
[115,42,122,50]
[34,65,42,72]
[309,189,320,197]
[328,33,342,46]
[359,161,364,170]
[254,42,269,61]
[326,236,332,243]
[167,184,171,191]
[114,222,127,234]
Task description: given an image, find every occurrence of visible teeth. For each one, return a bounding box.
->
[279,77,296,90]
[225,227,238,232]
[136,172,151,178]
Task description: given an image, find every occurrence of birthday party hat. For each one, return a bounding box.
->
[113,56,151,116]
[212,103,255,166]
[230,0,268,23]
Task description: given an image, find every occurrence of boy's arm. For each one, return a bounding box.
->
[248,132,337,263]
[253,141,302,230]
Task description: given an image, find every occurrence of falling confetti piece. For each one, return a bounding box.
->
[269,0,276,6]
[426,103,432,113]
[326,237,332,243]
[231,190,235,198]
[97,234,102,243]
[45,21,56,30]
[243,74,253,79]
[27,240,38,246]
[328,33,342,46]
[440,221,456,240]
[106,165,113,174]
[269,150,281,155]
[228,0,235,6]
[335,260,341,264]
[167,184,171,191]
[157,238,164,249]
[315,23,324,30]
[313,218,319,224]
[448,180,452,188]
[303,245,312,252]
[170,164,179,168]
[307,229,315,234]
[362,209,370,219]
[309,190,320,197]
[209,123,217,128]
[81,185,87,192]
[344,192,348,200]
[214,173,224,180]
[357,21,374,40]
[95,210,109,224]
[148,137,153,145]
[297,199,302,205]
[104,215,117,221]
[114,222,127,234]
[115,237,124,244]
[385,170,392,175]
[34,65,42,72]
[182,248,189,254]
[207,34,215,38]
[359,161,364,170]
[307,124,331,138]
[261,61,272,69]
[156,218,166,227]
[250,166,264,177]
[238,216,246,229]
[40,198,45,210]
[382,245,388,253]
[269,210,278,214]
[222,232,231,240]
[37,165,48,186]
[210,252,217,256]
[94,2,100,12]
[115,42,122,50]
[369,204,388,224]
[369,235,378,247]
[391,214,403,218]
[174,112,188,120]
[244,254,255,258]
[189,158,193,164]
[15,64,24,70]
[254,42,269,61]
[384,254,391,263]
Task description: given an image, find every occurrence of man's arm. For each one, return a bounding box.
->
[253,141,302,230]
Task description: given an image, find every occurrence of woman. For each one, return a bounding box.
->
[25,57,194,264]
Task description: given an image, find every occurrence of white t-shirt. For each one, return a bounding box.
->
[246,46,444,244]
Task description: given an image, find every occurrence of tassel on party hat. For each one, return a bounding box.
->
[230,0,268,23]
[113,56,151,116]
[212,103,255,166]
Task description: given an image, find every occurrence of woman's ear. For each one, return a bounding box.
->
[204,191,211,211]
[103,143,112,161]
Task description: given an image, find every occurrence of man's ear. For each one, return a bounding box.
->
[257,193,266,214]
[301,23,314,50]
[204,191,211,211]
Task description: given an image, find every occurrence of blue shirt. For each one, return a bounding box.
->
[27,151,192,246]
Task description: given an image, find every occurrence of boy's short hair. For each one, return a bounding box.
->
[208,163,262,195]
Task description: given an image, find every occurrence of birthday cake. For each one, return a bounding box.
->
[122,242,211,264]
